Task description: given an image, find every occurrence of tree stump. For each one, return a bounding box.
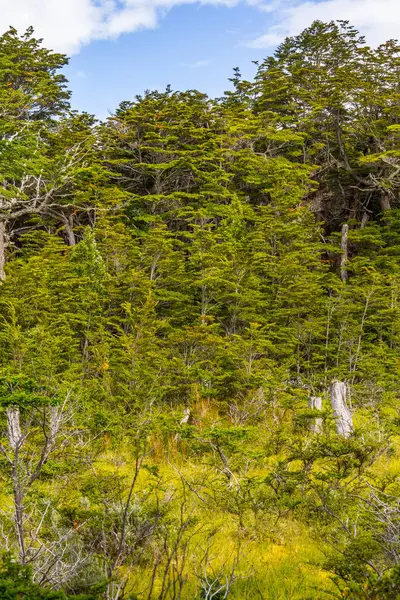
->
[330,381,353,438]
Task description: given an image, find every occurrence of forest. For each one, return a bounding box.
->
[0,19,399,599]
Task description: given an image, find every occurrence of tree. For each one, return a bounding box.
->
[0,27,70,279]
[254,21,400,224]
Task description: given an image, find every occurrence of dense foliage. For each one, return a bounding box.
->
[0,21,399,599]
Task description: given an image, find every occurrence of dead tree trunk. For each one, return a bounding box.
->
[63,215,76,247]
[6,407,26,562]
[340,224,349,282]
[380,196,391,212]
[180,408,191,425]
[7,407,21,449]
[308,396,323,434]
[4,403,66,565]
[330,381,353,438]
[0,220,6,281]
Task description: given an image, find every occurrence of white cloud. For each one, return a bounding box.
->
[0,0,239,54]
[0,0,160,53]
[249,0,400,48]
[181,59,211,67]
[0,0,397,55]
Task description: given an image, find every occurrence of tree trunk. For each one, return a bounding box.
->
[0,219,6,281]
[380,196,391,212]
[180,408,191,425]
[308,396,323,434]
[64,215,76,246]
[7,407,26,562]
[360,211,370,229]
[330,381,353,438]
[13,481,26,564]
[7,406,21,449]
[340,224,349,282]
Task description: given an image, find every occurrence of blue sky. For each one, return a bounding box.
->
[64,4,270,118]
[1,0,398,119]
